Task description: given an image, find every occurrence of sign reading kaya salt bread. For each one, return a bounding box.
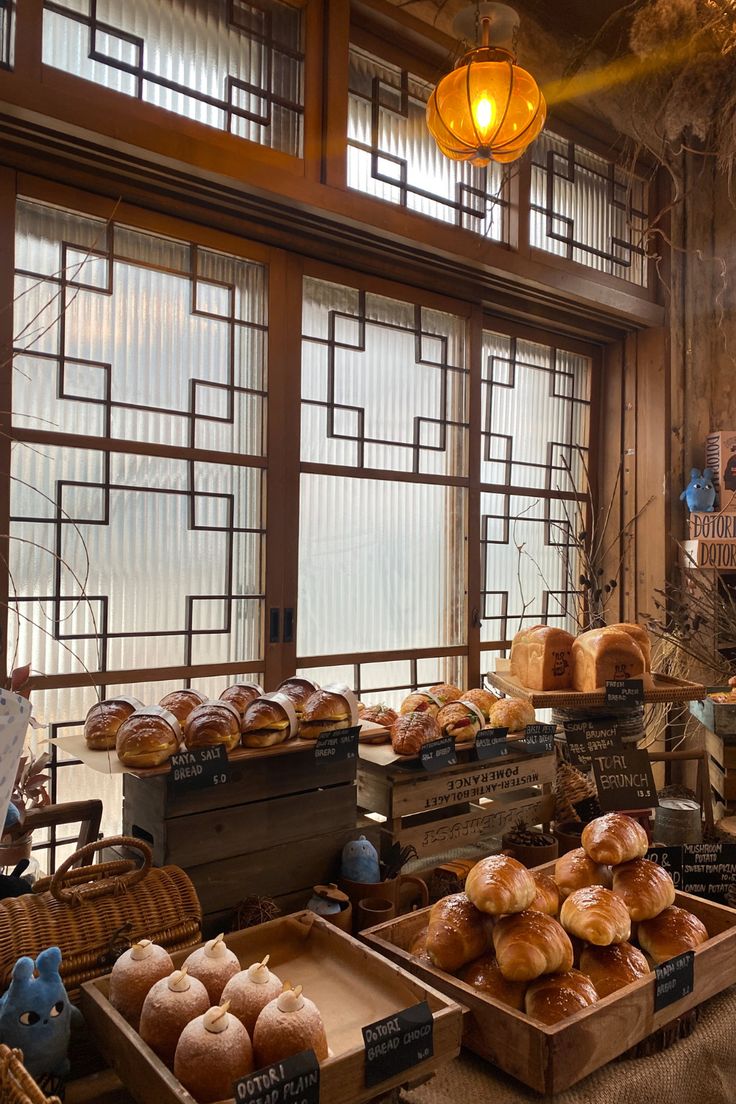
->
[591,746,658,811]
[234,1048,319,1104]
[362,1002,433,1088]
[169,745,230,791]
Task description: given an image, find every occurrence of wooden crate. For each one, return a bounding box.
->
[488,664,706,708]
[357,746,555,860]
[80,913,463,1104]
[123,749,359,933]
[690,690,736,739]
[362,863,736,1094]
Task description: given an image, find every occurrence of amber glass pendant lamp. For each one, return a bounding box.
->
[426,2,547,166]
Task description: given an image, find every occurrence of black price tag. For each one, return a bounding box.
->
[654,951,694,1012]
[605,678,645,706]
[233,1049,320,1104]
[584,723,622,758]
[681,842,736,903]
[516,723,556,756]
[474,727,509,761]
[169,745,230,792]
[313,726,359,763]
[420,735,457,772]
[363,1001,434,1088]
[591,746,658,811]
[646,845,684,891]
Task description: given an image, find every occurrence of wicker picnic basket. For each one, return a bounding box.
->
[0,1045,61,1104]
[0,836,201,1001]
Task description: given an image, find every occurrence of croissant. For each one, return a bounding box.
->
[492,911,574,982]
[554,848,612,899]
[409,926,433,967]
[559,885,631,945]
[581,813,648,866]
[579,942,650,998]
[530,872,561,916]
[425,893,491,972]
[465,854,536,916]
[458,954,526,1010]
[525,970,598,1025]
[611,858,676,921]
[637,906,709,965]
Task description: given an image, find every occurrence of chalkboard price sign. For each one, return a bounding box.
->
[605,678,645,706]
[474,728,509,761]
[517,723,556,757]
[234,1049,320,1104]
[362,1002,434,1088]
[563,720,592,770]
[169,745,230,792]
[654,951,694,1012]
[313,726,359,764]
[646,845,684,890]
[591,746,658,811]
[420,735,457,772]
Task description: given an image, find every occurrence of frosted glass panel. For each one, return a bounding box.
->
[297,474,466,656]
[14,200,267,456]
[348,46,507,240]
[302,277,468,477]
[530,132,648,286]
[481,330,591,493]
[0,0,11,68]
[43,0,303,155]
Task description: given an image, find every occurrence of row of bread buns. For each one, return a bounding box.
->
[510,622,655,693]
[108,935,327,1104]
[409,814,708,1025]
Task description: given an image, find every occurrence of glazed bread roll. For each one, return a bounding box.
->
[487,697,536,732]
[425,893,491,972]
[525,970,598,1025]
[399,691,440,718]
[637,905,709,965]
[241,698,292,748]
[300,689,352,739]
[391,712,441,755]
[437,701,483,743]
[530,871,561,916]
[492,911,574,981]
[459,953,526,1010]
[607,623,652,671]
[360,704,398,727]
[579,942,650,998]
[116,706,181,768]
[429,683,463,705]
[84,696,143,750]
[219,683,263,719]
[571,628,651,693]
[158,689,207,726]
[560,886,631,945]
[554,848,612,900]
[510,625,574,691]
[409,926,433,967]
[465,854,536,915]
[461,687,500,721]
[581,813,649,866]
[611,858,676,921]
[276,678,318,717]
[183,701,241,752]
[253,985,328,1066]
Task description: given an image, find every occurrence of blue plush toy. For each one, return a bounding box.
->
[341,835,381,883]
[680,468,717,513]
[0,947,74,1082]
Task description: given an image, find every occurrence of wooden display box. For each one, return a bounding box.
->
[362,863,736,1095]
[81,913,463,1104]
[705,430,736,497]
[123,749,360,934]
[357,745,554,860]
[690,690,736,739]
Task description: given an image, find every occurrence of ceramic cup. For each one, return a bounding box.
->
[355,896,396,932]
[340,873,429,929]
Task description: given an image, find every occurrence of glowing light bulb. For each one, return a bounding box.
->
[473,96,493,133]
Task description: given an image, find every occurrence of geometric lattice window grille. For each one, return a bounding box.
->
[298,654,467,713]
[0,0,12,70]
[530,131,649,287]
[348,45,508,241]
[42,0,304,156]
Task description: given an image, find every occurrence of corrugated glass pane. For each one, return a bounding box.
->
[481,329,591,493]
[43,0,304,155]
[530,131,648,286]
[302,277,468,477]
[348,45,508,240]
[297,474,467,656]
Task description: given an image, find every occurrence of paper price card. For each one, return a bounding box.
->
[363,1002,434,1088]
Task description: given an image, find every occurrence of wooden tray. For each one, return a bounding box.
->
[362,862,736,1095]
[81,912,462,1104]
[488,664,707,709]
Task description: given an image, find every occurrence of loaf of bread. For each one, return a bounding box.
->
[436,701,483,743]
[183,701,241,752]
[425,893,491,972]
[252,985,328,1066]
[554,848,612,899]
[116,706,182,768]
[429,683,463,705]
[487,697,536,733]
[391,712,441,755]
[84,696,143,750]
[159,689,207,726]
[175,1005,254,1103]
[637,905,709,965]
[560,885,631,945]
[525,970,598,1025]
[458,953,526,1009]
[510,625,574,691]
[218,683,263,719]
[460,688,500,721]
[465,854,536,915]
[492,911,574,982]
[530,872,561,916]
[399,691,441,718]
[579,942,650,998]
[571,628,651,693]
[139,968,210,1067]
[611,858,676,921]
[276,678,318,717]
[409,926,433,967]
[581,813,649,866]
[607,623,652,671]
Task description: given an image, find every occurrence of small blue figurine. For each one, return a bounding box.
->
[341,835,381,883]
[0,947,74,1082]
[680,468,717,513]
